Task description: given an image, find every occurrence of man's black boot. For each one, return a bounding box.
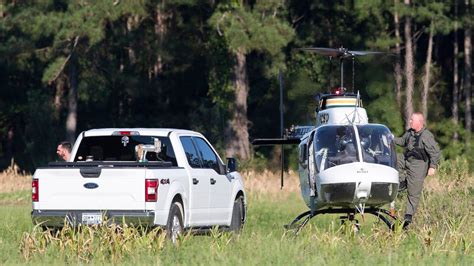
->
[402,214,412,230]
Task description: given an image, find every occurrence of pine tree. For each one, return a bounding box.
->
[12,1,147,142]
[209,0,294,160]
[464,0,472,152]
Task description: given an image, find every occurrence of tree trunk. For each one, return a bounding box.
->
[225,50,250,160]
[464,0,472,151]
[394,0,403,108]
[53,77,65,121]
[403,0,415,129]
[126,15,139,65]
[452,1,460,140]
[421,22,434,120]
[6,127,14,163]
[66,53,78,144]
[152,2,169,78]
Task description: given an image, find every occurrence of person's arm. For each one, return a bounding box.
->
[394,131,409,147]
[423,131,441,175]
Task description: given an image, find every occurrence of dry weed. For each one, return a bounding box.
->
[424,158,474,194]
[242,169,300,197]
[20,223,167,262]
[0,159,31,193]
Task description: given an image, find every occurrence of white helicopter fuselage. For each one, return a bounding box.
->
[297,98,399,211]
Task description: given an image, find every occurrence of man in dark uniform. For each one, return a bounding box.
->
[394,112,441,229]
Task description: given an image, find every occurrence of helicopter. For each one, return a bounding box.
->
[252,47,399,234]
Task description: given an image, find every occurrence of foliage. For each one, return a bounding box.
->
[20,224,167,263]
[209,0,294,56]
[0,1,471,171]
[0,159,472,264]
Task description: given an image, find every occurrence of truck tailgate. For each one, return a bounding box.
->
[36,168,147,210]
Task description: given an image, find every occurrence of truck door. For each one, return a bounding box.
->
[193,137,232,225]
[179,137,210,226]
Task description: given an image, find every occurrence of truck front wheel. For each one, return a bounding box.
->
[230,196,244,233]
[166,202,184,244]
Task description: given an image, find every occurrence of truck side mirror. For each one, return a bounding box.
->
[227,157,237,172]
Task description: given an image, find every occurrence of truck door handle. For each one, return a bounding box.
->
[193,178,199,185]
[210,178,216,185]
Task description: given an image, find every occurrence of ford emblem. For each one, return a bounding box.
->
[84,183,99,189]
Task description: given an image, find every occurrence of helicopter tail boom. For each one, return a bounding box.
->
[251,138,300,146]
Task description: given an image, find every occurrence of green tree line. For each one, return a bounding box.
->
[0,0,472,172]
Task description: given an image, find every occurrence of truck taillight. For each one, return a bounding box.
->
[32,179,39,202]
[145,179,158,202]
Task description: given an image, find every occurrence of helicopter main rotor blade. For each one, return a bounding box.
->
[297,47,345,57]
[299,47,388,58]
[349,50,386,56]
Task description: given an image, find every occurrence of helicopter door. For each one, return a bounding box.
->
[307,132,317,197]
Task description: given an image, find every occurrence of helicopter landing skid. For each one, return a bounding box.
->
[284,208,397,235]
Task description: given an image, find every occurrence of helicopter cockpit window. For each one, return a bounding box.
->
[314,125,359,172]
[357,125,396,168]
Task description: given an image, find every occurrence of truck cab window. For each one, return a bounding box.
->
[193,137,220,173]
[74,136,177,166]
[180,137,202,168]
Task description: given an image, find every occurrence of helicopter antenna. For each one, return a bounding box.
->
[279,69,284,189]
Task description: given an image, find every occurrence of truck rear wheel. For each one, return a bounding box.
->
[166,202,183,244]
[230,196,244,233]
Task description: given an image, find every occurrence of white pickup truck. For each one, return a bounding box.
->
[32,128,246,240]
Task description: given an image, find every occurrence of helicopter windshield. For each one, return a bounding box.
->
[357,124,396,168]
[314,125,359,172]
[313,124,396,172]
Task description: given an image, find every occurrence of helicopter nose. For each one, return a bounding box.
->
[355,181,370,202]
[356,191,368,202]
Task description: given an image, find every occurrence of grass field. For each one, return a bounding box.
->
[0,160,473,265]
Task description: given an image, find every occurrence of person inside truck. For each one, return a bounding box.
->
[57,141,72,161]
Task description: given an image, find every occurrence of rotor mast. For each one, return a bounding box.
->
[340,57,344,90]
[298,46,386,93]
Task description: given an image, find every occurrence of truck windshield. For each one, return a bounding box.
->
[74,135,177,166]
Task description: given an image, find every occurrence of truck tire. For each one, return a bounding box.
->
[230,196,244,233]
[166,202,184,244]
